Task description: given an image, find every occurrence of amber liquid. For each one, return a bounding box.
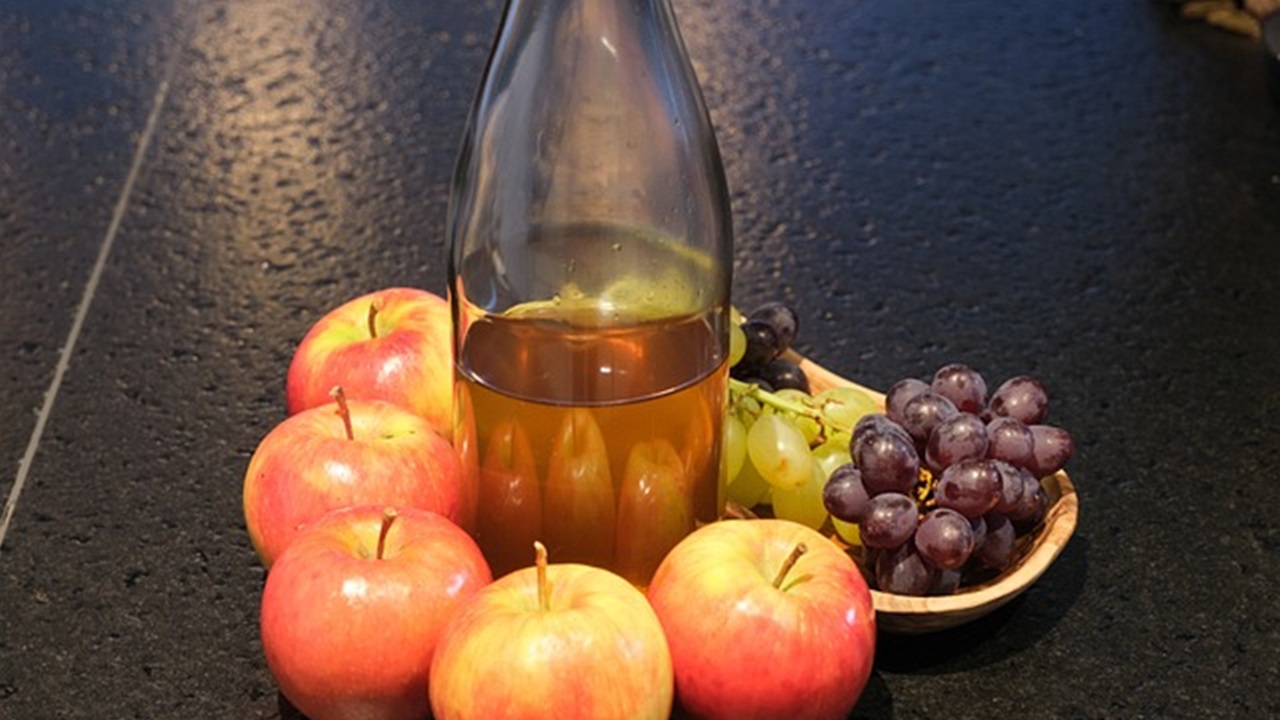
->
[455,310,726,584]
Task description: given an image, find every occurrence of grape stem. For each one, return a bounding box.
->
[729,377,853,437]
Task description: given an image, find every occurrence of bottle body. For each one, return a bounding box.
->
[448,0,732,584]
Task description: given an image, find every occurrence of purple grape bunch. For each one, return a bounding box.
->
[822,363,1074,596]
[730,302,809,393]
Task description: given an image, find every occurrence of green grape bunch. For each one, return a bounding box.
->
[723,302,879,532]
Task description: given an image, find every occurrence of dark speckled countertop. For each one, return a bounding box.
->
[2,1,1278,718]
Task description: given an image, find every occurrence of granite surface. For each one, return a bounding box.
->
[1,0,1278,718]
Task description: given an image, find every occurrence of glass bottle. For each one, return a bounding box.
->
[447,0,732,584]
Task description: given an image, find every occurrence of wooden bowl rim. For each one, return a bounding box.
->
[787,352,1080,632]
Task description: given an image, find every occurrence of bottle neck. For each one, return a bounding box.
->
[451,0,731,320]
[498,0,681,60]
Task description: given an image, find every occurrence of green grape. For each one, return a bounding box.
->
[826,430,853,454]
[735,394,763,422]
[774,387,814,406]
[832,516,862,546]
[771,458,829,531]
[746,414,812,490]
[812,437,852,480]
[723,413,748,483]
[728,322,747,368]
[817,386,880,434]
[727,454,771,507]
[766,388,821,444]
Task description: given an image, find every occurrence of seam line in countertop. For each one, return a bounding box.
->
[0,68,175,551]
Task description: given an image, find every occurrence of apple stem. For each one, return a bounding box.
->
[534,541,550,612]
[377,508,398,560]
[329,386,354,441]
[367,297,384,339]
[772,542,808,589]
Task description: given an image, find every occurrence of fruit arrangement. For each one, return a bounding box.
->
[726,302,1074,598]
[241,286,1077,717]
[241,287,876,720]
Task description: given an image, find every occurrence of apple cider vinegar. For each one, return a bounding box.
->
[457,306,726,583]
[445,0,734,585]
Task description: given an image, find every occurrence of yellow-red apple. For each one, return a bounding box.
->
[429,543,673,720]
[243,390,463,568]
[261,506,491,720]
[647,519,876,720]
[286,287,453,439]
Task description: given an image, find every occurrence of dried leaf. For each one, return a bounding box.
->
[1206,8,1262,38]
[1181,1,1234,20]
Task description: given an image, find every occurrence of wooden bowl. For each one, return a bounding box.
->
[789,353,1080,635]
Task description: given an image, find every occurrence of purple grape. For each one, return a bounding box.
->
[747,302,799,354]
[988,375,1049,425]
[926,412,989,471]
[931,569,963,596]
[885,378,929,425]
[860,493,919,549]
[899,392,959,448]
[935,459,1001,519]
[757,358,810,393]
[1023,486,1049,532]
[970,514,988,552]
[1027,424,1074,478]
[986,416,1034,469]
[852,414,911,447]
[735,320,781,373]
[991,461,1027,515]
[851,416,913,464]
[1006,472,1047,527]
[975,513,1015,570]
[854,430,920,496]
[823,464,871,522]
[932,363,988,414]
[875,544,933,596]
[914,508,976,570]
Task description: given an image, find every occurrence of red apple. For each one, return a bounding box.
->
[429,542,673,720]
[243,388,463,568]
[286,287,454,441]
[646,519,876,720]
[261,506,492,720]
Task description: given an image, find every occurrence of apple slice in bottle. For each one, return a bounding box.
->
[477,419,542,578]
[680,396,719,519]
[616,439,695,585]
[543,408,616,567]
[451,382,481,533]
